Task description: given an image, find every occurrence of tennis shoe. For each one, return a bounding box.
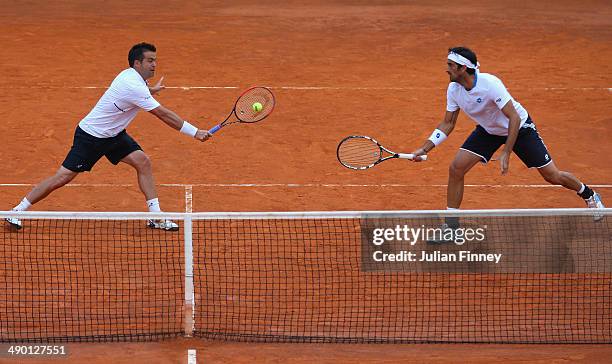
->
[147,219,179,231]
[4,216,22,230]
[585,192,605,222]
[426,223,458,245]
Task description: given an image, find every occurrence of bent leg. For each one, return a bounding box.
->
[26,166,79,205]
[121,150,178,230]
[120,150,157,201]
[539,161,606,220]
[537,161,582,191]
[447,149,483,209]
[513,119,582,192]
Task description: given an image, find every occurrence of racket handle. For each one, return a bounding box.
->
[398,153,428,161]
[209,124,222,134]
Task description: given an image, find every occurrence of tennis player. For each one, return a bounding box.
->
[5,42,211,231]
[411,46,605,222]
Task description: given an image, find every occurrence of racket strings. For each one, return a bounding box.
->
[235,87,275,122]
[337,138,381,169]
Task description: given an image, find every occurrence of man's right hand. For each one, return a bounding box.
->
[195,130,212,142]
[410,147,428,162]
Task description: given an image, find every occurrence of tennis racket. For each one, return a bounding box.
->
[208,86,275,134]
[337,135,427,170]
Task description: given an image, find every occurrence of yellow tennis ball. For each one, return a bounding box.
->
[252,102,263,112]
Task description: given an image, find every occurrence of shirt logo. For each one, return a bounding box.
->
[496,97,502,103]
[476,97,483,103]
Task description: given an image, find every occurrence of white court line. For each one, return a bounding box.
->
[185,185,193,213]
[1,183,611,188]
[272,86,612,92]
[187,349,197,364]
[4,85,612,91]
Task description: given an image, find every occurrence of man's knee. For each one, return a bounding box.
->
[538,166,563,185]
[541,169,561,185]
[449,151,481,180]
[449,162,468,179]
[52,168,78,188]
[132,153,152,173]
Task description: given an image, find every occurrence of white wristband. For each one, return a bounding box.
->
[180,121,198,138]
[428,128,447,146]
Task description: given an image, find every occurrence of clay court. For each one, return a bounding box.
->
[1,0,611,363]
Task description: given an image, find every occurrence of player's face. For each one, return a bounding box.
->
[134,51,157,80]
[446,61,462,82]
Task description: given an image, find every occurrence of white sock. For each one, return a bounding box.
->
[147,198,161,212]
[577,183,585,194]
[13,197,32,212]
[447,207,458,210]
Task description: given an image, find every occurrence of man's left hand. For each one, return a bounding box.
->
[150,77,165,95]
[499,151,510,175]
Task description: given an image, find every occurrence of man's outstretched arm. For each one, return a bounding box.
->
[411,109,460,160]
[149,105,211,142]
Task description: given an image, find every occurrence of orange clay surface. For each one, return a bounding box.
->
[1,0,611,363]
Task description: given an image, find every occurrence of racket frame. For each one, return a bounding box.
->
[337,135,426,170]
[209,86,275,134]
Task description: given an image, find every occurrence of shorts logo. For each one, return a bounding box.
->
[496,97,502,103]
[476,98,483,103]
[545,154,549,161]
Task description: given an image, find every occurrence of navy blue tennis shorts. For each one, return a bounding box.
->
[62,126,142,172]
[460,116,552,168]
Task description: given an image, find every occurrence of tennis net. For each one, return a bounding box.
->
[1,209,610,343]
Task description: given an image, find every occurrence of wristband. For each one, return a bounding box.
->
[180,121,198,138]
[428,128,447,146]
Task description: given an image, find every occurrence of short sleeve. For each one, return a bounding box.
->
[446,84,459,112]
[489,76,512,110]
[126,83,160,111]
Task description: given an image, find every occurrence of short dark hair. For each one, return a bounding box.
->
[128,42,156,67]
[448,46,477,75]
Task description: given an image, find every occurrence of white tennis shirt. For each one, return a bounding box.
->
[79,68,160,138]
[446,73,528,136]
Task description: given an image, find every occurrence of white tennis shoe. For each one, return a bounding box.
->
[4,217,22,230]
[585,192,605,222]
[147,219,179,231]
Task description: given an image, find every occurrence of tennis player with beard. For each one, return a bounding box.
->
[411,46,604,227]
